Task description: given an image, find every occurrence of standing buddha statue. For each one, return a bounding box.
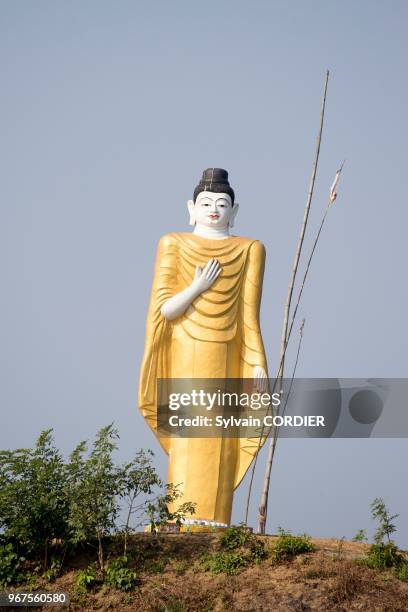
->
[138,168,268,527]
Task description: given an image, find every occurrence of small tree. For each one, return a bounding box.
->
[363,498,406,573]
[146,483,196,534]
[67,424,122,572]
[0,430,69,568]
[352,529,368,543]
[371,497,398,544]
[0,424,198,578]
[117,449,161,554]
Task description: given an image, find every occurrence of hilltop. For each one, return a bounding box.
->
[6,533,408,611]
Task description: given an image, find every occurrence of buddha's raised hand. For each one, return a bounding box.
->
[161,258,222,321]
[192,258,222,294]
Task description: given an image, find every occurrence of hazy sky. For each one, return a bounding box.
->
[1,1,407,545]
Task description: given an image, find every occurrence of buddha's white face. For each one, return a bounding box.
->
[187,191,239,229]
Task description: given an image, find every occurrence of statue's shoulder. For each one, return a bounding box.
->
[234,235,266,253]
[158,232,198,249]
[157,232,181,249]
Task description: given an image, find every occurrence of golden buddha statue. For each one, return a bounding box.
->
[138,168,268,526]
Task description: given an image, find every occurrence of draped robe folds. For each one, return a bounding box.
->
[138,232,268,524]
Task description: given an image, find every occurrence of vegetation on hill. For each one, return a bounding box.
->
[0,425,194,587]
[0,427,407,610]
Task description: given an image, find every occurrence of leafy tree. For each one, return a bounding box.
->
[67,424,122,572]
[0,430,69,568]
[117,449,161,554]
[361,497,408,582]
[146,483,196,534]
[0,423,198,581]
[370,497,398,544]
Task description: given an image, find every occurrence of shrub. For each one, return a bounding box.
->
[249,538,267,564]
[352,529,368,543]
[0,425,196,580]
[173,560,188,575]
[363,542,404,570]
[219,525,251,550]
[396,563,408,581]
[0,543,25,587]
[360,498,408,582]
[105,556,138,591]
[146,559,166,574]
[200,551,248,575]
[200,525,266,575]
[42,556,62,582]
[362,540,408,581]
[271,529,314,564]
[76,563,98,591]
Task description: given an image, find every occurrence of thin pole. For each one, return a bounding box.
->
[257,70,330,535]
[243,158,343,529]
[243,71,330,532]
[256,196,334,530]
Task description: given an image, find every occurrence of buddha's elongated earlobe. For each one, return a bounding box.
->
[229,203,239,228]
[187,200,196,226]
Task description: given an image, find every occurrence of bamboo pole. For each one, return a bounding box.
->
[257,71,330,534]
[258,172,345,533]
[243,160,343,529]
[255,180,341,528]
[243,71,330,527]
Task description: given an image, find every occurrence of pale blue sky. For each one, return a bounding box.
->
[1,1,407,545]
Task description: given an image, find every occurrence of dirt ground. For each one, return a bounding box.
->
[7,535,408,612]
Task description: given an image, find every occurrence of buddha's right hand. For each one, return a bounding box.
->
[192,258,222,294]
[161,258,222,320]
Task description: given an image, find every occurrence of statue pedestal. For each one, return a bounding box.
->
[144,522,231,534]
[180,524,228,534]
[144,523,180,534]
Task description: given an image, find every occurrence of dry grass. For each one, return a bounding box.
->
[20,534,408,611]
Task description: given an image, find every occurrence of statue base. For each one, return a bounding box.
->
[144,522,231,534]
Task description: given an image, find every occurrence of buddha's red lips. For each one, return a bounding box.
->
[209,214,220,219]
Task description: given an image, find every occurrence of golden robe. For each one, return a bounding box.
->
[138,232,268,524]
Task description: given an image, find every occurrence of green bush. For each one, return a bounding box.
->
[359,498,408,582]
[0,425,194,578]
[173,560,188,575]
[362,541,408,582]
[200,551,248,575]
[200,526,267,575]
[271,529,314,564]
[76,563,98,591]
[352,529,368,542]
[219,525,251,550]
[0,543,25,587]
[396,562,408,581]
[249,538,267,564]
[363,542,404,570]
[104,556,138,591]
[147,560,166,574]
[42,556,62,582]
